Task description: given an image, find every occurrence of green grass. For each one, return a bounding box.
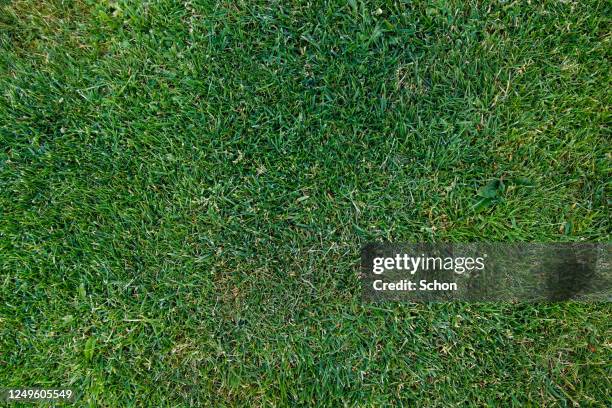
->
[1,0,610,405]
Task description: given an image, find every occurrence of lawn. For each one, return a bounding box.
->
[1,0,610,405]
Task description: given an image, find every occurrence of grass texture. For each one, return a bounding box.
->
[1,0,611,406]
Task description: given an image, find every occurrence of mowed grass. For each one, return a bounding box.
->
[1,0,610,405]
